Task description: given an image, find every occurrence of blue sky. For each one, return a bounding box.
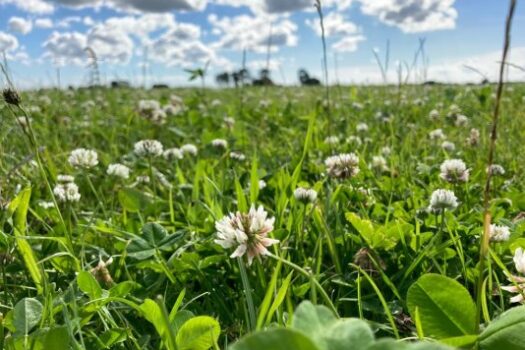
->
[1,0,524,88]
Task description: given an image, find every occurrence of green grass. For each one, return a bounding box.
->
[1,84,525,349]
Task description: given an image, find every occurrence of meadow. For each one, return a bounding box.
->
[0,79,525,350]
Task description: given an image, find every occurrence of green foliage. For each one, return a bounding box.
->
[407,274,477,339]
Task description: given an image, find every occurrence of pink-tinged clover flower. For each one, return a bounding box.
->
[215,205,278,266]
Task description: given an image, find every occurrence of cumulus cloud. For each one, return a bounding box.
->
[107,0,207,12]
[209,14,297,53]
[357,0,457,33]
[306,12,365,52]
[35,18,54,28]
[8,17,33,35]
[147,22,225,68]
[213,0,353,14]
[0,31,19,52]
[42,31,87,65]
[0,0,54,14]
[86,24,134,64]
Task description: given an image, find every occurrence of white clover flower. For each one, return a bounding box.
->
[136,175,150,184]
[215,205,278,266]
[57,175,75,183]
[164,104,183,116]
[68,148,99,169]
[441,141,456,152]
[211,99,222,107]
[38,201,55,209]
[371,156,388,172]
[138,99,161,118]
[352,102,363,110]
[258,180,267,190]
[428,109,440,119]
[181,144,198,156]
[155,170,172,189]
[489,224,511,242]
[439,159,469,183]
[347,136,362,146]
[294,187,317,203]
[381,146,391,156]
[429,129,446,140]
[514,248,525,275]
[211,138,228,149]
[428,189,458,213]
[134,140,163,157]
[107,163,130,179]
[467,128,480,146]
[150,108,167,125]
[324,136,340,145]
[487,164,505,176]
[448,104,461,117]
[455,114,469,127]
[224,117,235,128]
[53,182,81,203]
[501,274,525,304]
[325,153,360,179]
[163,148,183,160]
[356,123,369,133]
[170,94,184,107]
[230,152,246,161]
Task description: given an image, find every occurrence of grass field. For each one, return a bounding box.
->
[1,81,525,349]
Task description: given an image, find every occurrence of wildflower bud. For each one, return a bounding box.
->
[3,88,21,106]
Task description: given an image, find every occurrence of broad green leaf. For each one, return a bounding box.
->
[345,212,402,250]
[99,328,128,348]
[176,316,220,350]
[230,328,321,350]
[109,281,139,298]
[407,274,476,339]
[292,301,374,350]
[140,299,166,339]
[33,326,70,350]
[77,271,103,300]
[118,188,150,212]
[479,305,525,350]
[13,298,43,336]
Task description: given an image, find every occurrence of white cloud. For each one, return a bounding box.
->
[358,0,457,33]
[35,18,54,29]
[213,0,353,14]
[8,17,33,35]
[47,0,206,12]
[107,0,207,12]
[0,31,19,52]
[87,24,134,64]
[427,47,525,83]
[332,36,365,52]
[209,14,297,53]
[101,13,178,43]
[56,16,83,28]
[0,0,54,14]
[42,31,87,65]
[306,12,365,52]
[148,23,222,68]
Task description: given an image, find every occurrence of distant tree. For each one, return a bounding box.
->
[216,72,230,87]
[298,69,321,86]
[232,68,251,88]
[252,68,274,86]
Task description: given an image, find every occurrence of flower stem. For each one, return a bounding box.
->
[237,257,256,332]
[267,253,338,316]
